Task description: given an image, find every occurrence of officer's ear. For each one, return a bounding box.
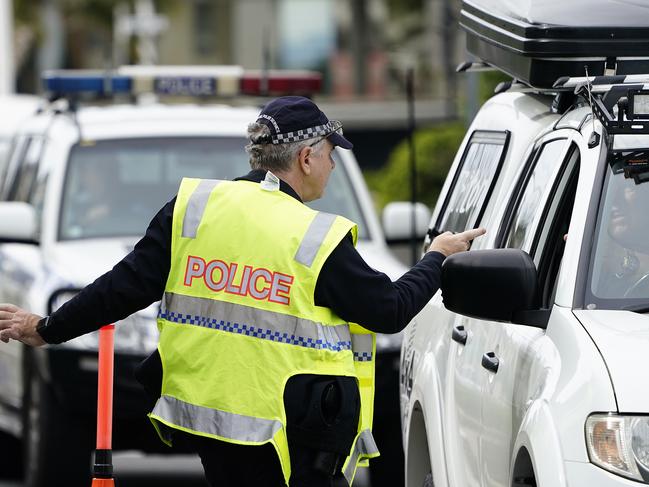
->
[297,145,313,176]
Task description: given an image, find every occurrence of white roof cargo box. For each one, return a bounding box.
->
[460,0,649,88]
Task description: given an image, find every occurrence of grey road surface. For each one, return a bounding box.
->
[0,452,208,487]
[0,451,371,486]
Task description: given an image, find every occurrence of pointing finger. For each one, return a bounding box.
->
[458,227,486,242]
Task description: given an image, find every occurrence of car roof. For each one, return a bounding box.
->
[19,102,262,140]
[0,94,41,136]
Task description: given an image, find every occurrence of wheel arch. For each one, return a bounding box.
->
[406,401,431,486]
[405,347,449,487]
[511,400,568,487]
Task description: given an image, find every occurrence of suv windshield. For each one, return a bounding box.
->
[59,137,367,241]
[587,150,649,309]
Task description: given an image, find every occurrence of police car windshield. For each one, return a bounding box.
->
[587,160,649,309]
[59,137,367,241]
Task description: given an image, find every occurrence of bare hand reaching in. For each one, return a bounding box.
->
[0,303,46,347]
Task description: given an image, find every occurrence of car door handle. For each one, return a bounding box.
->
[481,352,499,373]
[451,325,468,346]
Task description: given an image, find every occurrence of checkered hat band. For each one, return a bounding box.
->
[271,121,339,145]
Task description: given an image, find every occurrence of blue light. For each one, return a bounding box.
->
[43,73,132,95]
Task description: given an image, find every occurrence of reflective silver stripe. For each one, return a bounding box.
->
[152,394,282,443]
[351,334,374,362]
[182,179,221,238]
[294,212,337,267]
[160,292,353,353]
[343,429,379,484]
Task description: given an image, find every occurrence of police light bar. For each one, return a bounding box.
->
[43,70,132,95]
[240,70,322,96]
[42,66,322,98]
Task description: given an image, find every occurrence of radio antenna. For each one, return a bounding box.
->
[585,66,600,148]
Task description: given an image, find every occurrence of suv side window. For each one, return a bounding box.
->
[501,139,580,306]
[8,137,44,202]
[501,139,568,251]
[436,130,509,233]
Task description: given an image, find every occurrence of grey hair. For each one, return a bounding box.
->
[245,122,323,172]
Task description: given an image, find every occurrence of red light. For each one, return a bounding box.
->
[240,71,322,96]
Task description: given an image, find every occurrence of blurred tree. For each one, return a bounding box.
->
[364,69,513,211]
[13,0,174,71]
[387,0,424,17]
[364,121,465,209]
[479,69,511,102]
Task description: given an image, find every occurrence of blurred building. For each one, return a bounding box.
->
[9,0,467,167]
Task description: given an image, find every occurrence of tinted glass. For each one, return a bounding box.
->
[505,139,566,251]
[588,164,649,306]
[438,131,507,233]
[59,137,368,240]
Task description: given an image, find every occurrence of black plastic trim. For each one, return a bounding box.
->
[481,352,499,373]
[93,449,113,478]
[451,325,468,346]
[574,139,608,309]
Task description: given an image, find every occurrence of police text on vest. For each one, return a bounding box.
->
[183,255,294,305]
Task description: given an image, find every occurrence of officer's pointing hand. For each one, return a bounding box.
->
[427,227,486,257]
[0,303,46,347]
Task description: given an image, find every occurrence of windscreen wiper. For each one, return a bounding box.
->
[624,304,649,314]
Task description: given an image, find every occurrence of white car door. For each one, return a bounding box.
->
[425,130,510,485]
[0,135,46,409]
[478,134,580,487]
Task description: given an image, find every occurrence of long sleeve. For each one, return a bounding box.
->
[314,235,445,334]
[39,198,176,344]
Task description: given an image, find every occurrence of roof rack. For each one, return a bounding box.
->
[561,78,649,135]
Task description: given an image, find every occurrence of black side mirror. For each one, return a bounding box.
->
[441,249,549,329]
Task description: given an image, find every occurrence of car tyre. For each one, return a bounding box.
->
[23,366,93,487]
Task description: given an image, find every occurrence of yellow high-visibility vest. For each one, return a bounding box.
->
[149,176,379,485]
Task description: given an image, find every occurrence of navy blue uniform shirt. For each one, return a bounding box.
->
[40,169,445,343]
[37,168,445,453]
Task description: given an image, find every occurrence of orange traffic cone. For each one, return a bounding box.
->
[91,325,115,487]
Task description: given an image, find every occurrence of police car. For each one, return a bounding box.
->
[0,94,40,178]
[401,1,649,486]
[0,66,409,485]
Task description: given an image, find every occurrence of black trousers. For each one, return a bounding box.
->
[180,432,349,487]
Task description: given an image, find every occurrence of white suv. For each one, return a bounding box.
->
[401,1,649,486]
[0,68,408,485]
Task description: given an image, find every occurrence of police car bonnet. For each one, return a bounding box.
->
[256,96,353,149]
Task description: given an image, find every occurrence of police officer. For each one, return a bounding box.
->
[0,96,485,486]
